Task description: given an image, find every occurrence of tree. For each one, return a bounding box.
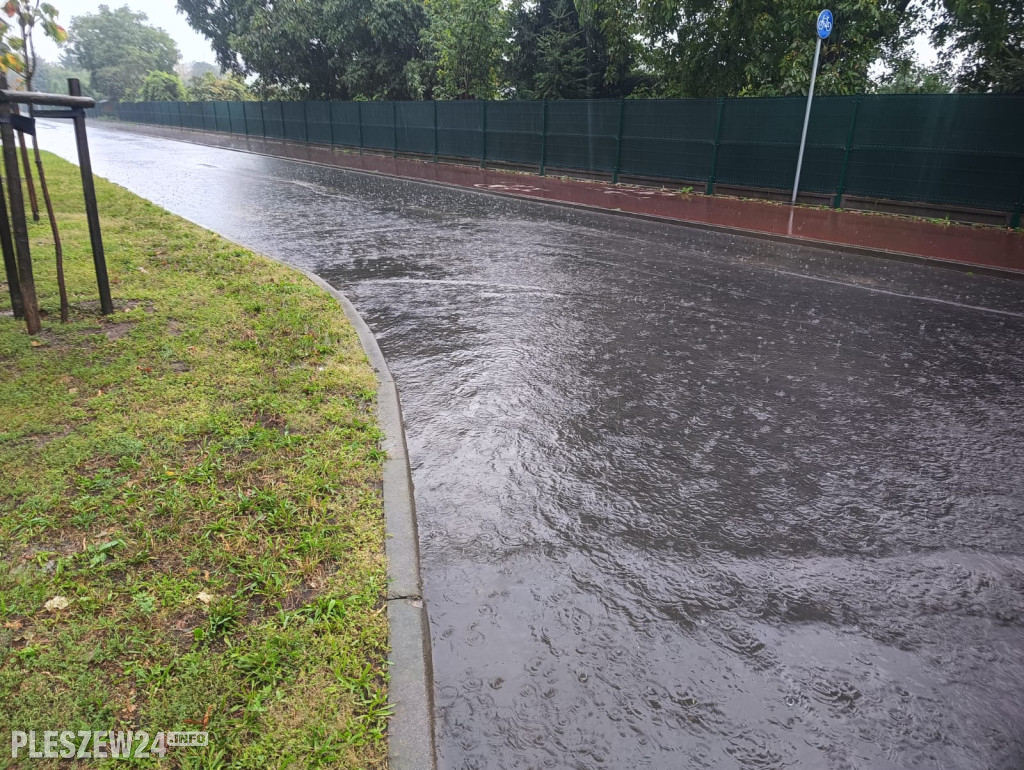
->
[928,0,1023,92]
[422,0,504,99]
[176,59,217,82]
[138,69,187,101]
[33,57,91,94]
[637,0,920,97]
[874,58,952,93]
[65,5,179,101]
[175,0,428,100]
[187,70,252,101]
[507,0,589,98]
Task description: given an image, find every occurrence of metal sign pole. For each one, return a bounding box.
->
[792,9,832,206]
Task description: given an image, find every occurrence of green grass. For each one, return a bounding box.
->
[0,153,388,768]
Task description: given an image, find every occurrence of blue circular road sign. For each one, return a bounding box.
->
[817,9,834,39]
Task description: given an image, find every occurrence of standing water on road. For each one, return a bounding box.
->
[40,122,1024,769]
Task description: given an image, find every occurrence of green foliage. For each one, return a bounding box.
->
[65,4,179,101]
[875,59,953,93]
[176,0,427,100]
[187,70,252,101]
[422,0,504,99]
[173,0,1019,98]
[638,0,921,98]
[928,0,1023,92]
[4,0,68,90]
[138,69,187,101]
[32,57,91,95]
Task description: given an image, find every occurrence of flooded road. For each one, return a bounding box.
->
[41,121,1024,769]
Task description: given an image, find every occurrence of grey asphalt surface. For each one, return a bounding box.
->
[40,120,1024,769]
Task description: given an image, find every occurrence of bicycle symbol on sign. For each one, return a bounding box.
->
[816,9,834,39]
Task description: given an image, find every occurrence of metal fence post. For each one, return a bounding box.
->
[481,100,487,168]
[539,101,548,176]
[706,97,725,195]
[613,98,626,184]
[357,102,364,154]
[1012,176,1024,229]
[433,100,439,163]
[833,97,862,209]
[392,101,398,158]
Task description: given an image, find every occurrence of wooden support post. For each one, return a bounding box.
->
[0,174,22,318]
[68,78,113,316]
[0,74,40,333]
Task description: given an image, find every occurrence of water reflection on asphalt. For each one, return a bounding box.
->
[41,122,1024,769]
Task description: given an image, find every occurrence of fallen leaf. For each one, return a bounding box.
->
[4,620,23,630]
[68,388,78,395]
[44,596,69,612]
[197,591,213,605]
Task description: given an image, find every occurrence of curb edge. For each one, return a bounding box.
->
[293,270,437,770]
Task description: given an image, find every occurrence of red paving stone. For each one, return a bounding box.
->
[322,153,1024,276]
[112,124,1024,277]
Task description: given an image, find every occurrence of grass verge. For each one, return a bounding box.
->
[0,153,388,768]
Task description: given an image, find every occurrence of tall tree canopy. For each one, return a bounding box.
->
[637,0,920,97]
[138,69,187,101]
[422,0,504,99]
[506,0,639,98]
[175,0,427,100]
[175,0,1020,99]
[65,5,179,101]
[929,0,1023,92]
[187,70,253,101]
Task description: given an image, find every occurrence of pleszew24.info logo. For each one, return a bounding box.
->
[11,731,208,759]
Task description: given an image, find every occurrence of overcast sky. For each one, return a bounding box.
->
[34,1,218,66]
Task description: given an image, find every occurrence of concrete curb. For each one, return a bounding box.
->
[92,121,1024,282]
[290,270,437,770]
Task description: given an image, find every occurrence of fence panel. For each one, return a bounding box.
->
[200,102,217,132]
[306,102,332,144]
[186,102,204,131]
[437,101,482,160]
[844,94,1024,212]
[243,102,264,136]
[227,101,246,134]
[361,101,396,152]
[396,101,434,155]
[263,102,284,139]
[620,99,718,183]
[331,102,361,147]
[111,95,1024,216]
[281,101,306,142]
[545,100,619,174]
[212,102,230,133]
[487,101,543,167]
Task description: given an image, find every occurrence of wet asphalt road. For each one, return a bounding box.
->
[40,121,1024,769]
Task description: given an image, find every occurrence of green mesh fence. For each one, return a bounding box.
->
[115,95,1024,218]
[306,102,331,144]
